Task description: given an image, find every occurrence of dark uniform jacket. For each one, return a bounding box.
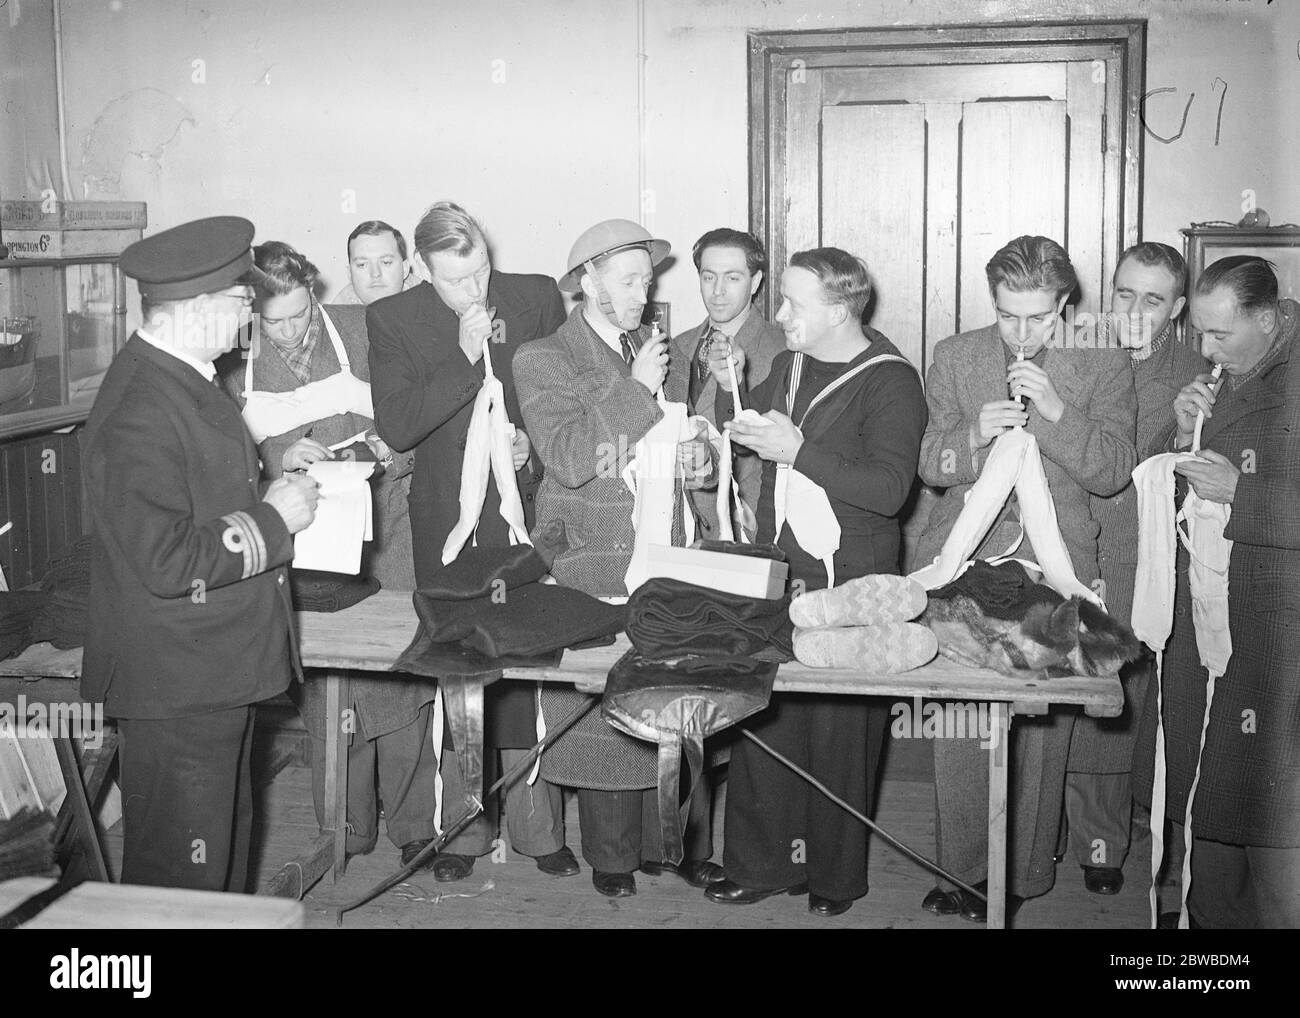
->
[82,335,297,719]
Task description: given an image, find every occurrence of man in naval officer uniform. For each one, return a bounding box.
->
[82,217,320,890]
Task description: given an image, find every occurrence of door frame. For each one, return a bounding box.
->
[747,20,1146,322]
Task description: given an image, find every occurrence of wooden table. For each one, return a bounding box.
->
[2,589,1122,929]
[0,876,303,929]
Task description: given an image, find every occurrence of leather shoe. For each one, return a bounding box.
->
[957,881,1023,923]
[430,852,475,883]
[921,886,963,915]
[592,870,637,897]
[399,839,435,871]
[705,878,809,905]
[535,846,580,877]
[1083,865,1124,895]
[809,893,853,917]
[641,859,725,887]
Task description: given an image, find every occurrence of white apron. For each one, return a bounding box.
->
[241,307,374,443]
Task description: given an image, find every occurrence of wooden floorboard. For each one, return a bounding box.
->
[96,755,1154,929]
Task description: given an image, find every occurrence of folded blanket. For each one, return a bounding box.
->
[627,576,793,660]
[28,537,91,649]
[0,590,50,660]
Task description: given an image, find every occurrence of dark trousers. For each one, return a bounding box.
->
[577,778,713,873]
[1065,771,1132,868]
[723,694,887,901]
[118,706,256,892]
[442,747,566,858]
[1187,835,1300,929]
[934,711,1074,899]
[308,701,441,852]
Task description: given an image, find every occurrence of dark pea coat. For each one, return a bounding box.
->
[82,334,297,718]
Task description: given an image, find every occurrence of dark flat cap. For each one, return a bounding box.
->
[120,215,271,300]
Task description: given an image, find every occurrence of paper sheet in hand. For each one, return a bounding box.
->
[292,461,376,574]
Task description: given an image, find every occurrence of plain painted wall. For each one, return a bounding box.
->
[5,0,1295,330]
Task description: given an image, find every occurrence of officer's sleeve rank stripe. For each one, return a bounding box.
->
[220,510,261,579]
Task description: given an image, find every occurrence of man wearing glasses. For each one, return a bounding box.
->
[83,217,320,890]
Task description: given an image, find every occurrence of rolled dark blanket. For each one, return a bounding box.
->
[626,576,793,660]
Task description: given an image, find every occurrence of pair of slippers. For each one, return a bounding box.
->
[790,574,937,672]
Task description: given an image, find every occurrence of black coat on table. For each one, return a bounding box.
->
[82,335,297,718]
[1133,301,1300,848]
[367,274,565,746]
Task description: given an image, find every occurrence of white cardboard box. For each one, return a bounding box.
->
[643,545,788,600]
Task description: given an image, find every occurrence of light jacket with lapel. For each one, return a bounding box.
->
[911,324,1137,587]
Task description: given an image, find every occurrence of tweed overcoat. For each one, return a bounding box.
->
[512,305,667,789]
[1133,301,1300,847]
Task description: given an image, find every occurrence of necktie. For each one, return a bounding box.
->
[619,332,635,367]
[689,327,724,406]
[698,328,724,382]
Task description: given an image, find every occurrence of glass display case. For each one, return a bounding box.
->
[0,255,127,441]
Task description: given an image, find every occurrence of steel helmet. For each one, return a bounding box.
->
[558,219,670,293]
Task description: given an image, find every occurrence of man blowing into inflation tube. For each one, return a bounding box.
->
[512,219,720,899]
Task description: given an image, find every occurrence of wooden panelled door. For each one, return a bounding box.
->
[751,23,1146,375]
